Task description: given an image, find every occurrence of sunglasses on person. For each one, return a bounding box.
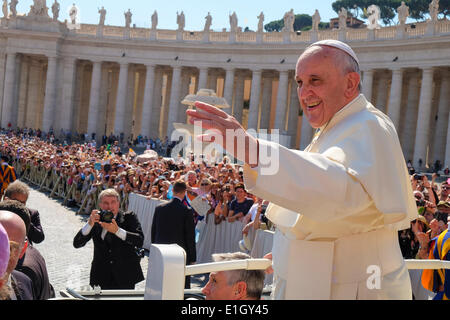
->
[201,183,209,186]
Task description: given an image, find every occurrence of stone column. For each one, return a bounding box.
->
[445,74,450,167]
[166,66,182,137]
[17,57,30,128]
[387,68,403,130]
[114,62,129,135]
[25,60,43,129]
[288,77,300,147]
[141,64,156,139]
[434,70,449,165]
[87,60,103,136]
[11,54,23,129]
[413,68,435,169]
[59,58,76,132]
[222,68,235,114]
[260,75,272,130]
[400,72,421,161]
[247,69,262,130]
[374,72,389,113]
[42,56,58,132]
[177,72,191,123]
[0,54,5,116]
[300,115,314,150]
[233,72,245,123]
[123,66,136,141]
[274,70,289,132]
[1,52,17,128]
[150,68,163,138]
[207,72,218,92]
[362,69,374,103]
[197,67,208,90]
[96,66,110,139]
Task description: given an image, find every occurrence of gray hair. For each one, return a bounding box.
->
[212,252,265,299]
[4,180,29,200]
[334,48,362,92]
[98,188,120,203]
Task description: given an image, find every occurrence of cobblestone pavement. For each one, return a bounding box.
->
[25,185,208,298]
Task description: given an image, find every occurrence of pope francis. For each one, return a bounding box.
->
[186,40,417,300]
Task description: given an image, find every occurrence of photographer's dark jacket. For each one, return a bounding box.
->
[73,210,144,289]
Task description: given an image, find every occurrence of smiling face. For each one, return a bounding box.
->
[295,46,360,128]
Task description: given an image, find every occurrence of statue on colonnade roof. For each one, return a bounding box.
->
[312,9,321,31]
[177,11,185,31]
[51,0,59,21]
[124,9,132,28]
[429,0,439,22]
[204,11,212,32]
[98,6,106,26]
[151,10,157,29]
[257,11,264,33]
[9,0,18,17]
[397,1,409,25]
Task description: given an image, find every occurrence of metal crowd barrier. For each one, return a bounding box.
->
[12,159,131,214]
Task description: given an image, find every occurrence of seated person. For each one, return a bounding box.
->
[228,184,254,223]
[201,252,265,300]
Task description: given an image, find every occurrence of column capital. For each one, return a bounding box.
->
[390,67,404,74]
[171,65,182,71]
[145,63,156,69]
[90,59,103,65]
[224,66,235,72]
[361,68,375,74]
[251,68,263,74]
[5,49,16,55]
[63,56,77,64]
[421,66,435,73]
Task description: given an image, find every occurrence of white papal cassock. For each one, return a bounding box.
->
[244,94,417,300]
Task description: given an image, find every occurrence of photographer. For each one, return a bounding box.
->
[73,188,144,290]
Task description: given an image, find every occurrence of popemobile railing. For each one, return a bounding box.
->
[55,244,450,300]
[12,158,131,214]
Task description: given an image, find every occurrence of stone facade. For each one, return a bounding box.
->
[0,6,449,170]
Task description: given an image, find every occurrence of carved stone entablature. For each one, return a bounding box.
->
[7,15,67,34]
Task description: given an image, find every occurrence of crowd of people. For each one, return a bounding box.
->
[14,127,176,158]
[399,173,450,261]
[0,128,271,300]
[0,124,449,299]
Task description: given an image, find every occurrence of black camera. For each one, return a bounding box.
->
[99,210,114,223]
[414,174,424,181]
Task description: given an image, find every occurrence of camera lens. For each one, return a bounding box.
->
[100,210,114,223]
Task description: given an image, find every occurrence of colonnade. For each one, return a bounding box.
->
[1,51,450,169]
[361,67,450,169]
[0,54,302,148]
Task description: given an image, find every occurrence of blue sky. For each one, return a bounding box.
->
[16,0,343,30]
